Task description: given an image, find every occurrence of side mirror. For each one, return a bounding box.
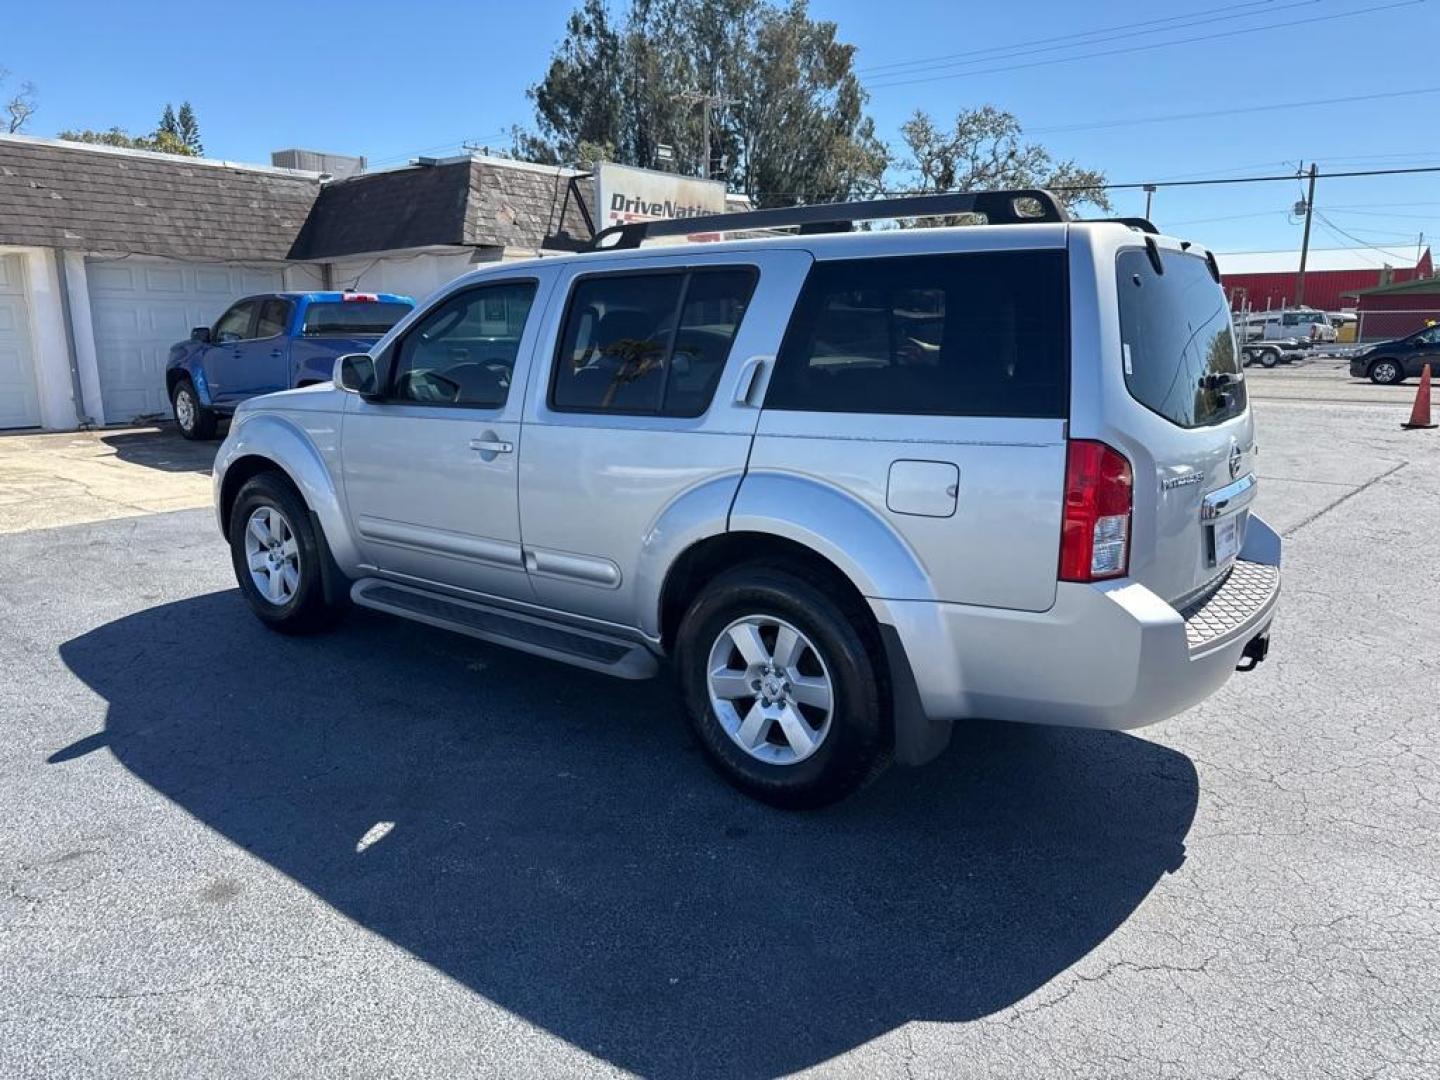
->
[334,352,378,396]
[190,326,212,344]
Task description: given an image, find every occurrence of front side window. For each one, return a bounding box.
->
[391,281,537,407]
[1411,326,1440,345]
[551,268,756,416]
[1118,248,1245,428]
[255,298,291,339]
[765,251,1069,417]
[213,300,257,343]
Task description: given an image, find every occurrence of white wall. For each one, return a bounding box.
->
[326,250,485,307]
[0,246,84,430]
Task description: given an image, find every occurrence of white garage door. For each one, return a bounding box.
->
[0,254,42,430]
[86,258,284,423]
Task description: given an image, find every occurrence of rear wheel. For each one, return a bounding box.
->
[676,564,890,809]
[172,378,217,440]
[1369,358,1405,385]
[228,473,338,633]
[1258,347,1280,369]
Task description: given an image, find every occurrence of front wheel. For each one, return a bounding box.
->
[172,378,217,440]
[1369,358,1405,385]
[1258,348,1280,369]
[228,473,339,633]
[676,565,891,809]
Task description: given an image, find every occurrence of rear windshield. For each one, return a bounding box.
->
[301,301,412,337]
[766,250,1069,418]
[1117,248,1245,428]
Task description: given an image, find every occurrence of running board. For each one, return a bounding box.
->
[350,579,659,679]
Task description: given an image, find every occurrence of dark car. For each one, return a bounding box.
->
[165,291,414,439]
[1349,324,1440,385]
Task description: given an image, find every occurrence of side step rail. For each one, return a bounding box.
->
[351,579,659,680]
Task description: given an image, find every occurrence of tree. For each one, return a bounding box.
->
[176,101,202,154]
[517,0,885,207]
[897,106,1111,216]
[2,66,37,134]
[56,101,202,156]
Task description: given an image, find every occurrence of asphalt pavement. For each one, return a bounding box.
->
[1,395,1437,1078]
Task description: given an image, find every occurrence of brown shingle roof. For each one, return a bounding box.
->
[0,135,322,260]
[0,138,595,262]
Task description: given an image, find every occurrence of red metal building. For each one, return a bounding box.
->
[1217,245,1432,313]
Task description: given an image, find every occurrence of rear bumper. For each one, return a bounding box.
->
[874,515,1282,733]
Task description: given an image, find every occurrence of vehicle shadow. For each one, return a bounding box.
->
[57,591,1198,1077]
[98,426,220,474]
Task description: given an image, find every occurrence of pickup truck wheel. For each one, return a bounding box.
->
[676,565,890,809]
[228,473,337,634]
[1369,358,1404,385]
[172,379,217,440]
[1258,347,1280,369]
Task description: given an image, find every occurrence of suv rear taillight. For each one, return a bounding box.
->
[1059,440,1133,582]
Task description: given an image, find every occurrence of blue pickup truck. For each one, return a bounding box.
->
[165,291,414,439]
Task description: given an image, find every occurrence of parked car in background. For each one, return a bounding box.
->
[166,292,413,439]
[1349,324,1440,384]
[1236,307,1336,344]
[211,192,1280,808]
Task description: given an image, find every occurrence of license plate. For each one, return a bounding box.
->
[1212,515,1240,564]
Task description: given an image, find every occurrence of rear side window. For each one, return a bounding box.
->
[1118,248,1245,428]
[303,301,413,336]
[551,268,756,416]
[765,251,1068,418]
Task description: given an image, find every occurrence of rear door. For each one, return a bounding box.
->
[1112,243,1254,606]
[749,243,1071,613]
[518,250,812,627]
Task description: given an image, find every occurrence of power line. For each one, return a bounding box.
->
[1029,84,1440,135]
[867,0,1423,90]
[858,0,1289,76]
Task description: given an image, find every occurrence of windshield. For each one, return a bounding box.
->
[302,301,412,336]
[1117,248,1246,428]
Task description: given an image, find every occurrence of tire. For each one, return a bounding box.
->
[172,378,217,440]
[675,564,891,809]
[228,472,339,634]
[1259,348,1280,369]
[1369,358,1405,385]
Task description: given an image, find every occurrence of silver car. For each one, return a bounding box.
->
[213,191,1280,808]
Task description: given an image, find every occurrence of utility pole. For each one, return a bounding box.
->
[678,91,738,180]
[1143,183,1156,220]
[1294,162,1318,308]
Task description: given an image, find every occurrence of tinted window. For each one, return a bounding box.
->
[255,298,291,338]
[303,301,413,336]
[213,301,256,343]
[551,269,755,416]
[1118,248,1245,428]
[766,252,1068,417]
[392,281,536,407]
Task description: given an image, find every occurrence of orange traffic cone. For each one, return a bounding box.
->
[1402,364,1437,430]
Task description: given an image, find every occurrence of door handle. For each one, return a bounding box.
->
[269,349,283,358]
[469,438,513,454]
[733,355,773,406]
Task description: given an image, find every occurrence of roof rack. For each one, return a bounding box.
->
[584,188,1069,251]
[1093,216,1159,234]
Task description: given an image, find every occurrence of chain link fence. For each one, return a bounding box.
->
[1357,309,1440,342]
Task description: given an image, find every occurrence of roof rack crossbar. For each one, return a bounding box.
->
[1094,216,1159,234]
[587,188,1068,250]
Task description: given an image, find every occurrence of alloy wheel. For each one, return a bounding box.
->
[706,614,834,765]
[174,387,195,432]
[243,506,301,605]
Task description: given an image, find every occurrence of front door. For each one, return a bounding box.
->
[517,250,813,629]
[340,274,552,602]
[1406,325,1440,375]
[203,298,258,403]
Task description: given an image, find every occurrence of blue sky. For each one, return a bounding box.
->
[5,0,1437,255]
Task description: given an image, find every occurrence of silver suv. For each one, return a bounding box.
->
[213,191,1281,808]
